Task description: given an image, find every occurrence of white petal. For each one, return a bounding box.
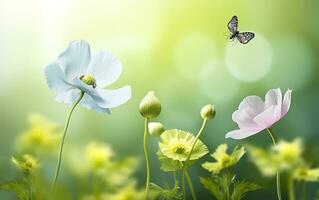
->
[71,78,104,102]
[86,51,122,87]
[282,89,292,116]
[55,88,81,105]
[94,86,131,108]
[232,109,260,129]
[225,128,264,139]
[81,94,110,113]
[238,96,265,118]
[58,40,91,81]
[44,61,72,93]
[264,88,282,109]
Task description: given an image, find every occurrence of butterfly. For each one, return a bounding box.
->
[228,16,255,44]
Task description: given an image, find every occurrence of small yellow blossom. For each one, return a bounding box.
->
[159,129,208,162]
[85,142,114,171]
[106,184,145,200]
[273,138,303,169]
[202,144,245,174]
[12,154,39,172]
[16,114,60,154]
[293,166,319,182]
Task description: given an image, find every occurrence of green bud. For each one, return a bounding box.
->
[148,122,165,137]
[139,91,161,119]
[201,104,216,120]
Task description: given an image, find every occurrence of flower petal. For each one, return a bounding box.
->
[86,51,122,87]
[232,109,260,129]
[55,88,81,105]
[282,89,292,116]
[93,86,132,109]
[253,105,282,128]
[225,128,263,140]
[265,88,282,109]
[80,94,110,113]
[44,61,72,93]
[238,96,265,118]
[58,40,91,81]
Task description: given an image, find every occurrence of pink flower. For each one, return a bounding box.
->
[226,88,292,140]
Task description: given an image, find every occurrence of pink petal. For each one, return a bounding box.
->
[238,96,265,118]
[253,105,282,128]
[232,109,259,129]
[264,88,282,109]
[282,89,292,116]
[225,128,264,139]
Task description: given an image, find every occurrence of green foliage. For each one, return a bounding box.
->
[0,181,26,200]
[150,182,182,200]
[231,180,261,200]
[200,172,261,200]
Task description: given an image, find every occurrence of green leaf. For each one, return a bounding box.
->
[0,181,26,200]
[231,180,261,200]
[149,182,182,200]
[199,177,224,200]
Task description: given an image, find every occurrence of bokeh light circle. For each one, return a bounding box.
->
[263,35,314,90]
[200,60,240,102]
[225,33,272,82]
[173,33,217,78]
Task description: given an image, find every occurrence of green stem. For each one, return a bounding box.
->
[185,170,197,200]
[143,117,150,198]
[182,119,207,200]
[267,128,282,200]
[25,172,32,200]
[302,182,307,200]
[182,169,186,200]
[288,174,295,200]
[173,171,178,186]
[52,91,84,189]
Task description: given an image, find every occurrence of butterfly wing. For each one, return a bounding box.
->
[236,32,255,44]
[228,16,238,34]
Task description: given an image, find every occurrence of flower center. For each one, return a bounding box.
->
[172,143,186,154]
[221,155,231,165]
[80,74,97,88]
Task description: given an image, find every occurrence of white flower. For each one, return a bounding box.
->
[45,40,131,113]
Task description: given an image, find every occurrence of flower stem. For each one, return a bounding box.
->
[52,91,84,189]
[288,174,295,200]
[185,170,197,200]
[143,117,151,198]
[266,128,282,200]
[173,171,178,186]
[182,119,207,200]
[302,182,307,200]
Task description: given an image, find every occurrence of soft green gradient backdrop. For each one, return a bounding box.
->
[1,0,319,199]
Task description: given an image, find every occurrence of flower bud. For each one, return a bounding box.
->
[201,104,216,120]
[148,122,165,137]
[139,91,161,119]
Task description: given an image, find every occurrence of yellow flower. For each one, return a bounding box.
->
[85,142,114,171]
[202,144,245,174]
[159,129,208,162]
[106,184,145,200]
[247,145,278,176]
[247,139,304,176]
[293,166,319,182]
[16,114,60,154]
[273,138,303,169]
[12,154,39,172]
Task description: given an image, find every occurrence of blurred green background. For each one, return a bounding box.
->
[1,0,319,199]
